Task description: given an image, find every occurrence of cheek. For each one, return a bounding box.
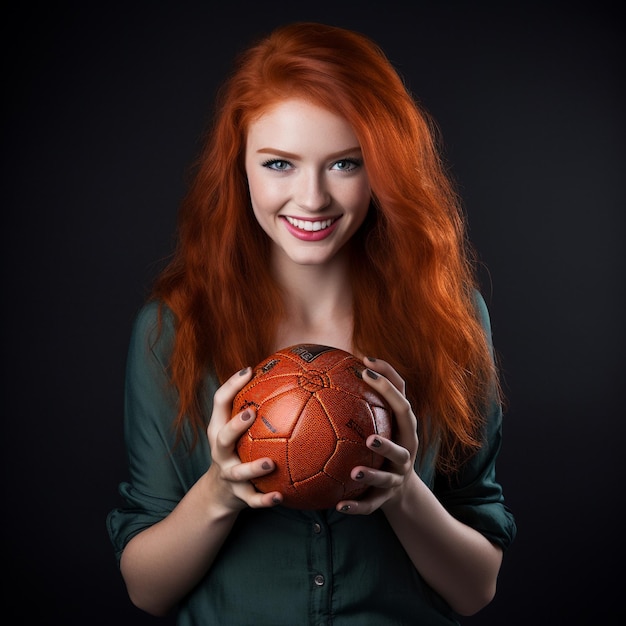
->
[247,171,280,215]
[246,168,260,205]
[351,184,372,224]
[248,178,281,236]
[247,178,267,221]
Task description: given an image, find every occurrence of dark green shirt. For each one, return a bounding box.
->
[107,295,516,625]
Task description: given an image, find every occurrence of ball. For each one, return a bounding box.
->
[231,343,393,509]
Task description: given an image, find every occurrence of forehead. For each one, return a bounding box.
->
[246,99,359,151]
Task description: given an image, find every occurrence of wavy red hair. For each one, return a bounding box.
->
[151,22,500,473]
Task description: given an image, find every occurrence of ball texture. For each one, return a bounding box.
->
[231,344,393,509]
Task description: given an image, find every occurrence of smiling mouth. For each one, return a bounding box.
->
[284,216,338,232]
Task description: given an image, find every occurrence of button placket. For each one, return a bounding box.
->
[312,521,325,586]
[308,514,331,620]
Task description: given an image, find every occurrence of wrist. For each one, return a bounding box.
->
[382,471,423,516]
[199,467,245,522]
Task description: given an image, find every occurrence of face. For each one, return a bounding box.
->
[245,99,371,269]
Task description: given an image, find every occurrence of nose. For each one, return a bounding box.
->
[294,169,331,213]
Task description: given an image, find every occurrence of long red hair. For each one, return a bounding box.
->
[151,22,500,473]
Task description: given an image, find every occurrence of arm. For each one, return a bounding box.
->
[120,456,240,616]
[367,381,505,614]
[382,473,503,616]
[121,369,283,616]
[120,385,282,615]
[337,364,502,616]
[110,307,282,616]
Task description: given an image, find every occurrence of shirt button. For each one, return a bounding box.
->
[314,574,325,587]
[313,523,322,534]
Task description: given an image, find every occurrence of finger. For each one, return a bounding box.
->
[208,367,253,438]
[227,454,277,483]
[213,366,253,412]
[213,406,257,453]
[362,368,413,422]
[361,370,418,449]
[336,491,387,515]
[225,455,284,509]
[350,464,404,490]
[223,473,283,510]
[365,435,412,467]
[247,490,283,509]
[363,356,405,394]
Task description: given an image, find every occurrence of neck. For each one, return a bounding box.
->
[271,254,355,353]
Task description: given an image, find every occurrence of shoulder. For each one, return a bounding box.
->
[471,288,492,333]
[131,299,175,339]
[127,299,176,372]
[470,288,496,355]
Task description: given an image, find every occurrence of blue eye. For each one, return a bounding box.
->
[262,159,292,171]
[332,158,362,171]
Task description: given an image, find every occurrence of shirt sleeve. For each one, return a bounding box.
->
[434,291,517,550]
[106,301,211,562]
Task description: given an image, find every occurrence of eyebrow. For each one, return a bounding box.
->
[256,146,362,160]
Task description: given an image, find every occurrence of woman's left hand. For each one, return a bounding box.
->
[336,356,419,515]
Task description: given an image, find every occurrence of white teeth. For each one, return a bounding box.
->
[285,216,335,231]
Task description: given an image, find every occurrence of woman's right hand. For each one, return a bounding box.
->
[206,367,283,512]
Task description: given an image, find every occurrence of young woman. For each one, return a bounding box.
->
[107,22,516,625]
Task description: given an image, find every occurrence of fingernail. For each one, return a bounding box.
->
[340,504,351,512]
[365,369,379,380]
[262,461,271,470]
[239,367,250,376]
[371,438,382,448]
[355,471,364,480]
[241,410,252,421]
[272,496,281,504]
[366,356,377,362]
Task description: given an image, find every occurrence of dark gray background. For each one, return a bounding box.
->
[2,1,623,624]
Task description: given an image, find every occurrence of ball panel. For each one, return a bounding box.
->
[247,386,311,437]
[232,373,300,411]
[372,405,393,440]
[285,344,344,366]
[236,431,253,461]
[289,473,344,509]
[288,397,337,482]
[324,360,366,387]
[237,434,288,465]
[315,389,377,441]
[325,439,375,486]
